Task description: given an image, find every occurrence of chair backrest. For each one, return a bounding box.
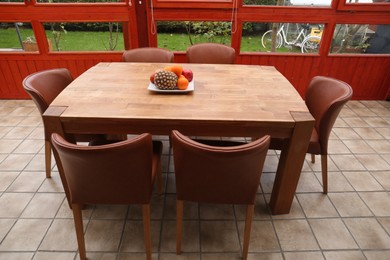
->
[22,68,73,115]
[186,43,235,64]
[305,76,353,152]
[51,133,155,205]
[122,47,174,63]
[171,130,270,205]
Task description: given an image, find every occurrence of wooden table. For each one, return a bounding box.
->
[44,62,314,215]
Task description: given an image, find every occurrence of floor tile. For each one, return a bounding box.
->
[6,171,45,192]
[273,219,319,251]
[120,220,161,252]
[39,219,80,251]
[237,220,280,251]
[0,171,20,191]
[359,192,390,217]
[0,192,34,218]
[284,251,324,260]
[344,218,390,249]
[309,219,358,250]
[323,250,365,260]
[355,154,390,171]
[160,220,199,253]
[0,219,51,251]
[330,155,365,171]
[0,154,34,171]
[20,193,64,218]
[328,192,372,217]
[342,171,383,191]
[0,253,34,260]
[0,100,389,258]
[200,221,240,252]
[296,193,339,218]
[32,252,77,260]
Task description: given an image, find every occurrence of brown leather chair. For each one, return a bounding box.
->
[51,133,163,260]
[23,68,109,178]
[171,130,270,260]
[122,47,174,63]
[270,76,353,194]
[186,43,235,64]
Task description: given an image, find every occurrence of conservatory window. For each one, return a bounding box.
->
[241,22,324,54]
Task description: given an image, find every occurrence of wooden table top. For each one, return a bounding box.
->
[51,62,312,137]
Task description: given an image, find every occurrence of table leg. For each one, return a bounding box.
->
[43,106,73,208]
[269,112,314,214]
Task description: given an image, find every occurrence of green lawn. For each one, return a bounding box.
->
[1,28,296,53]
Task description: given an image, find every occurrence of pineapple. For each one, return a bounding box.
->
[154,70,178,90]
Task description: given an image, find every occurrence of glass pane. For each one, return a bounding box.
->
[344,0,390,4]
[244,0,331,7]
[241,22,323,53]
[330,24,390,54]
[0,0,24,2]
[0,22,37,52]
[157,21,232,51]
[36,0,122,3]
[43,22,125,51]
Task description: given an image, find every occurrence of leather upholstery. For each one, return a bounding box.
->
[270,76,353,194]
[23,68,72,115]
[171,130,270,205]
[51,133,162,260]
[171,130,270,260]
[51,133,162,204]
[186,43,236,64]
[22,68,110,178]
[304,76,353,155]
[122,47,174,63]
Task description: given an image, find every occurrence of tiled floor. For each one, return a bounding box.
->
[0,99,389,260]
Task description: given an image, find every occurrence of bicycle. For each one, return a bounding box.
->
[261,23,322,53]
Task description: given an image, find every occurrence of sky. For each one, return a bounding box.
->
[290,0,373,4]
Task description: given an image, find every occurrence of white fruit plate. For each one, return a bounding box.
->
[148,79,194,93]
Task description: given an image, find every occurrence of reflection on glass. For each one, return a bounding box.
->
[331,24,390,54]
[243,0,331,6]
[157,21,232,51]
[345,0,390,4]
[43,22,125,51]
[0,22,37,52]
[241,22,323,53]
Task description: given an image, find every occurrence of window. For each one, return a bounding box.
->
[43,22,125,51]
[330,23,390,54]
[243,0,331,7]
[0,22,36,52]
[241,22,323,53]
[157,21,232,51]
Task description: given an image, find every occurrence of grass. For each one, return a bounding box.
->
[1,28,299,53]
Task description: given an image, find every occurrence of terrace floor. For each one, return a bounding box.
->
[0,99,389,260]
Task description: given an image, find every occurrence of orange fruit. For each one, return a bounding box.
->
[164,66,173,72]
[170,64,183,77]
[177,75,189,90]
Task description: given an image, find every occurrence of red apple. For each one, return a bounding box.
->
[150,73,155,83]
[182,68,193,82]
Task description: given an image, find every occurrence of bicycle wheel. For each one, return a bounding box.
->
[261,30,282,52]
[301,36,321,53]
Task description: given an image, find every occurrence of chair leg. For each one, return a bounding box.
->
[176,200,184,255]
[311,153,315,163]
[142,204,152,260]
[72,204,86,260]
[45,141,52,178]
[321,154,328,194]
[242,205,254,260]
